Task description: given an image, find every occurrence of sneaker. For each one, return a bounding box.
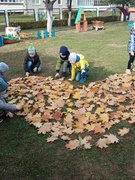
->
[126,69,131,74]
[79,78,85,83]
[132,67,135,72]
[0,118,3,123]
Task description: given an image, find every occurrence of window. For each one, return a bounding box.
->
[58,0,62,5]
[0,0,23,2]
[32,0,40,5]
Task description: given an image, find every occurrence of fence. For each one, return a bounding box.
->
[0,7,124,27]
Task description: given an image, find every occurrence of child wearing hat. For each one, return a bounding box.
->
[24,46,41,77]
[0,62,9,83]
[68,52,89,83]
[55,46,71,79]
[126,22,135,74]
[0,78,22,123]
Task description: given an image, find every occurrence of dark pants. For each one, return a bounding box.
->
[27,61,41,72]
[127,53,135,69]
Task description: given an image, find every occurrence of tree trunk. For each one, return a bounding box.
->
[68,11,72,26]
[47,10,53,33]
[43,0,56,34]
[67,0,72,27]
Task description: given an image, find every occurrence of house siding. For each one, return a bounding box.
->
[0,0,110,13]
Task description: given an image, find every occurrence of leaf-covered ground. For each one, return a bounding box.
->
[7,73,135,150]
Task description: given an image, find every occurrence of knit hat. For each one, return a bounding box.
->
[59,46,70,57]
[68,52,77,63]
[0,78,8,92]
[28,46,36,55]
[0,62,9,73]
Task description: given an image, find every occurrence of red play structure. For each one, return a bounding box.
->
[102,6,128,17]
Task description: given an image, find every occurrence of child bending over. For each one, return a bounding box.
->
[68,52,89,83]
[0,78,22,123]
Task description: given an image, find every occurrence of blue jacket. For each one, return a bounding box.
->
[128,28,135,53]
[0,73,7,83]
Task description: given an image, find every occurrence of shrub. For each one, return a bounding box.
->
[9,16,120,30]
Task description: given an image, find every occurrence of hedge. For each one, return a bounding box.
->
[9,16,120,30]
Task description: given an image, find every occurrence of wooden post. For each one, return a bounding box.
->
[49,29,52,37]
[41,30,44,38]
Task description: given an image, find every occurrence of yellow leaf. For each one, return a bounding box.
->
[95,107,105,115]
[100,113,109,123]
[73,92,81,99]
[118,128,129,136]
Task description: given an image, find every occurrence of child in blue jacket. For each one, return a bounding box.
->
[0,78,22,123]
[0,62,9,83]
[126,23,135,74]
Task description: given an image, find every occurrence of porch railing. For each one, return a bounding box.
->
[77,0,108,6]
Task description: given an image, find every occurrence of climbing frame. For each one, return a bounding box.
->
[75,7,88,32]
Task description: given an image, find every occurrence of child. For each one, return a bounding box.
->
[0,78,22,123]
[24,46,41,77]
[126,22,135,74]
[55,46,71,79]
[68,52,89,83]
[0,62,9,83]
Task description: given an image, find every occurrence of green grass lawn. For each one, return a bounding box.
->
[0,21,135,180]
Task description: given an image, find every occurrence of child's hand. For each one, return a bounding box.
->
[16,105,22,110]
[6,112,14,118]
[55,73,60,78]
[26,72,30,77]
[81,69,86,74]
[33,67,37,72]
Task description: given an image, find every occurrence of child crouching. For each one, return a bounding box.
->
[68,52,89,83]
[24,46,41,77]
[0,78,22,123]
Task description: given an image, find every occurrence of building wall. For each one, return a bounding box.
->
[0,0,110,12]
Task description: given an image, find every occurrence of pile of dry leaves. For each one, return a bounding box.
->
[7,74,135,150]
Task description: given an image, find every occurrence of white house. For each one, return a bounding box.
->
[0,0,110,13]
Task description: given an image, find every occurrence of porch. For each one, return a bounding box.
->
[77,0,109,6]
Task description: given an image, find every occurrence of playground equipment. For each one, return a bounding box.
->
[5,26,21,38]
[91,20,104,31]
[2,34,20,44]
[20,32,28,39]
[75,7,88,32]
[0,36,4,47]
[37,29,56,39]
[102,6,128,17]
[128,7,135,30]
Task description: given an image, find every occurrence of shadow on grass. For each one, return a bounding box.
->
[72,61,114,87]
